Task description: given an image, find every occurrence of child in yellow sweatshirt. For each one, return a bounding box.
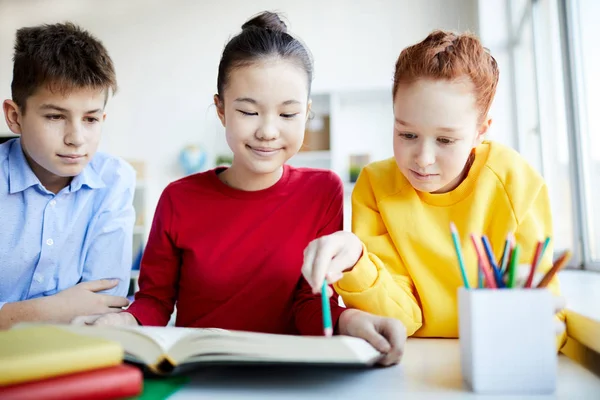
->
[301,30,566,344]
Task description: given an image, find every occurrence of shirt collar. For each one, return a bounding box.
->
[8,139,40,194]
[69,163,105,192]
[8,138,106,194]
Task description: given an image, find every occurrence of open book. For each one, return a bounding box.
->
[49,325,383,375]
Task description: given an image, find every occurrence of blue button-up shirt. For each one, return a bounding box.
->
[0,138,136,310]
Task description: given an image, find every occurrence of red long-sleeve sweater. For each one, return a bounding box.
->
[126,165,346,335]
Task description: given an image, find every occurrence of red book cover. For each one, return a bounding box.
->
[0,364,143,400]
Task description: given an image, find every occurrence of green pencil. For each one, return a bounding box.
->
[507,244,520,288]
[450,222,470,288]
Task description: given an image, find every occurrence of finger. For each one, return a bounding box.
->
[325,256,351,284]
[93,313,123,326]
[360,324,392,354]
[326,285,334,298]
[327,271,344,283]
[311,239,340,294]
[100,295,130,308]
[376,320,406,366]
[301,241,319,289]
[78,279,119,292]
[71,314,103,325]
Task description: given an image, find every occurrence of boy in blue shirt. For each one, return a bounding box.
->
[0,22,135,328]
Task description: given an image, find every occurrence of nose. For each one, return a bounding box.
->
[64,121,85,147]
[415,142,436,169]
[255,115,279,141]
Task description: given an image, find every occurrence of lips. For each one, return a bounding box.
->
[58,154,84,159]
[57,154,86,164]
[246,145,282,157]
[410,169,438,180]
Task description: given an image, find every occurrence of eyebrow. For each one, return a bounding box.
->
[233,98,301,106]
[395,118,458,133]
[39,104,103,114]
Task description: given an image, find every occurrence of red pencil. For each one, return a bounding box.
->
[525,241,544,288]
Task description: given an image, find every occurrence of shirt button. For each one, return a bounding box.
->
[46,238,54,246]
[33,273,44,283]
[49,200,57,206]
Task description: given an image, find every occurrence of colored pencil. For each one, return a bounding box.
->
[321,281,333,337]
[537,250,572,288]
[507,244,520,288]
[481,235,506,288]
[499,233,513,274]
[450,223,470,288]
[470,234,497,289]
[524,241,544,288]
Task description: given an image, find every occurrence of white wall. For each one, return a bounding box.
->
[0,0,479,223]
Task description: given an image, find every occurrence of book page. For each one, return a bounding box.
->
[120,326,228,352]
[170,331,382,366]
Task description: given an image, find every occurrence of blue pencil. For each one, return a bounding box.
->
[481,235,506,288]
[498,234,511,274]
[321,281,333,337]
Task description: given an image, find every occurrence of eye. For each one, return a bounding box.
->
[280,113,299,119]
[237,110,258,116]
[398,132,417,140]
[437,137,456,145]
[45,114,64,121]
[85,117,100,123]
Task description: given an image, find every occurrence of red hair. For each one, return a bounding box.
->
[393,30,499,123]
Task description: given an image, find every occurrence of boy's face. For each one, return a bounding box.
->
[392,78,490,194]
[214,59,310,178]
[3,86,106,193]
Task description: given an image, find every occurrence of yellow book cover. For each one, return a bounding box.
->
[0,325,124,386]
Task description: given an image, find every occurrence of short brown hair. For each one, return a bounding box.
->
[11,22,117,113]
[393,30,499,123]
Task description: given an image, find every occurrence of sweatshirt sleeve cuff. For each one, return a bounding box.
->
[336,243,379,293]
[126,299,170,327]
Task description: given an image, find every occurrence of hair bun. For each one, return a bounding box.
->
[242,11,287,33]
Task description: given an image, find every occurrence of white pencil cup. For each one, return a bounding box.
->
[458,287,557,394]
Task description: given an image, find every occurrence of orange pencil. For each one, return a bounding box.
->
[536,250,572,288]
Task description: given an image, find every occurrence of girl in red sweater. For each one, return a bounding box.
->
[80,11,405,366]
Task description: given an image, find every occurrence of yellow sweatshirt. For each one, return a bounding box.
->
[335,141,566,344]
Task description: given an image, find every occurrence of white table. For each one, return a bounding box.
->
[170,338,600,399]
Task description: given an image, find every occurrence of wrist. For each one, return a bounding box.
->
[344,235,364,272]
[338,308,362,335]
[42,295,70,323]
[124,312,140,326]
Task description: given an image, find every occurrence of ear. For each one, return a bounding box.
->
[305,99,312,122]
[474,117,492,146]
[3,100,23,135]
[214,94,226,127]
[102,112,107,122]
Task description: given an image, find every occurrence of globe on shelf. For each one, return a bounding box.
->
[179,144,207,175]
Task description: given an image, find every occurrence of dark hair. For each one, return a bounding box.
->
[216,11,313,98]
[11,22,117,113]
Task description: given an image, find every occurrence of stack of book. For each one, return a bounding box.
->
[0,326,143,400]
